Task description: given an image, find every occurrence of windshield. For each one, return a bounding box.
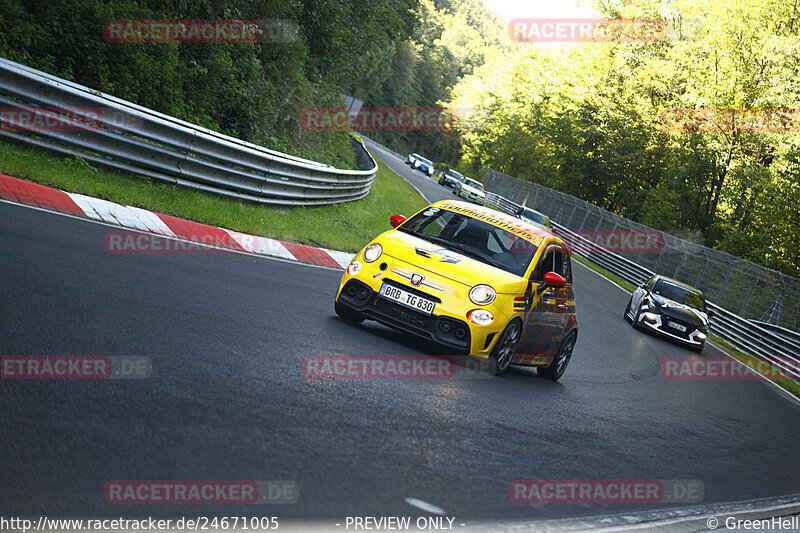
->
[464,178,484,191]
[520,208,546,225]
[446,170,463,179]
[653,279,706,311]
[417,156,432,165]
[398,208,538,277]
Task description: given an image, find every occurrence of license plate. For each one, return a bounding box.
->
[380,283,435,315]
[667,320,687,332]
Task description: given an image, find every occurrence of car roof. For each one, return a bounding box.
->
[653,275,704,295]
[430,200,562,246]
[521,206,547,217]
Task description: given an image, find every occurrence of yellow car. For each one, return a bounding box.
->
[334,200,578,379]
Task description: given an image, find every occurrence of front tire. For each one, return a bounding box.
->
[335,300,364,324]
[624,298,632,321]
[538,331,577,381]
[632,302,644,330]
[489,321,521,376]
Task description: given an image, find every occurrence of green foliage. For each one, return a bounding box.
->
[348,0,515,159]
[0,0,422,167]
[446,0,800,276]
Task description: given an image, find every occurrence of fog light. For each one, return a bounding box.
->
[642,312,658,324]
[347,260,362,276]
[696,332,707,341]
[467,309,494,326]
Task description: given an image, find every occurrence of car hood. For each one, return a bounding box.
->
[651,294,709,326]
[378,231,527,293]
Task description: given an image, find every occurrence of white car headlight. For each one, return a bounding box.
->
[347,260,362,276]
[363,243,382,263]
[469,285,496,305]
[467,309,494,326]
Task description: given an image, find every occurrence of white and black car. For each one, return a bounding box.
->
[625,275,712,353]
[452,176,486,205]
[439,169,464,188]
[406,153,434,176]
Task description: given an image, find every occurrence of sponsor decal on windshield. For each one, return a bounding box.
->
[442,204,543,246]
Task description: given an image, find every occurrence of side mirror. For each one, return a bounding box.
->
[390,215,407,228]
[706,309,715,318]
[639,283,648,289]
[543,271,567,288]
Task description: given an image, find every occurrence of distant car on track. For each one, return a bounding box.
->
[335,200,579,378]
[453,177,486,205]
[439,169,464,189]
[515,206,551,229]
[406,153,434,176]
[625,275,712,352]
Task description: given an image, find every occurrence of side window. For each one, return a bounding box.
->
[532,247,557,282]
[562,250,572,284]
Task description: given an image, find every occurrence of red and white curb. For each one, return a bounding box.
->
[0,173,354,269]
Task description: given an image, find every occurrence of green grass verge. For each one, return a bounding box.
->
[572,254,638,292]
[573,253,800,398]
[0,140,428,252]
[708,334,800,397]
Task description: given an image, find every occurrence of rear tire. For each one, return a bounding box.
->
[538,331,577,381]
[335,300,364,324]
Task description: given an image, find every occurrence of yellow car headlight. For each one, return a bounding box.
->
[363,243,382,263]
[469,284,496,305]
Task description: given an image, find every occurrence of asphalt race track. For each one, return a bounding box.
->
[2,145,800,526]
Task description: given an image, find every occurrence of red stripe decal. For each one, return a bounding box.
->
[0,174,84,216]
[154,213,245,251]
[280,241,341,268]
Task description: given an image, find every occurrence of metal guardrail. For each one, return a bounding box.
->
[0,58,377,206]
[483,168,800,334]
[485,191,800,382]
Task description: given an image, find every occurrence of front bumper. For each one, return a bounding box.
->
[336,259,514,357]
[458,191,485,205]
[637,312,707,346]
